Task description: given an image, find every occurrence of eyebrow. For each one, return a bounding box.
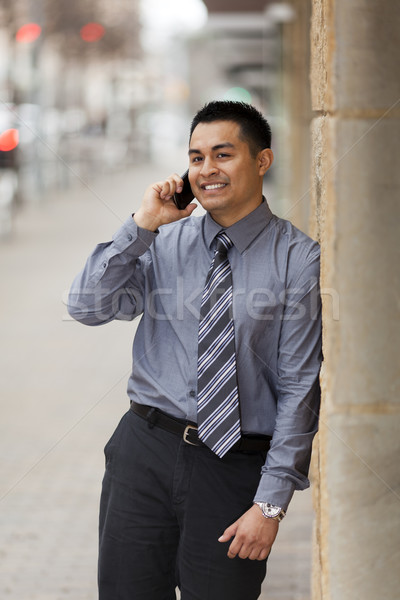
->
[188,142,235,156]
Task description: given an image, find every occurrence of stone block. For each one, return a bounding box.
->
[313,116,400,410]
[334,0,400,112]
[311,0,400,112]
[310,0,334,112]
[328,117,400,408]
[322,413,400,600]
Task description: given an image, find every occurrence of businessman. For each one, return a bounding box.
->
[68,101,322,600]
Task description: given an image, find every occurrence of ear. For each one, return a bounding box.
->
[258,148,274,176]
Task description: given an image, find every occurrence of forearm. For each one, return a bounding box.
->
[254,376,320,510]
[67,217,156,325]
[68,171,198,326]
[254,247,322,510]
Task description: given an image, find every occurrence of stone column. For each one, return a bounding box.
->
[310,1,400,599]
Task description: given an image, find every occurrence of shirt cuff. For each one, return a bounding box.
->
[112,215,158,256]
[253,474,297,512]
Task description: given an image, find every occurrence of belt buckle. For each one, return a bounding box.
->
[183,424,198,446]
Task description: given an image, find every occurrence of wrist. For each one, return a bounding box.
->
[133,210,161,232]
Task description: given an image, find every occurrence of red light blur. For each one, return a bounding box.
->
[16,23,42,43]
[80,23,105,42]
[0,129,19,152]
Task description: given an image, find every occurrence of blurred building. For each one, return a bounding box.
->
[187,1,311,224]
[0,0,149,215]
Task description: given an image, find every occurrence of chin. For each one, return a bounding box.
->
[198,199,223,213]
[198,194,228,209]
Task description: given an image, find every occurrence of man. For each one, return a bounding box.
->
[68,101,322,600]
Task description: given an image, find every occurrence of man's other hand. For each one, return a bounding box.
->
[218,504,279,561]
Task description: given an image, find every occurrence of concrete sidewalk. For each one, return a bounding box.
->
[0,165,313,599]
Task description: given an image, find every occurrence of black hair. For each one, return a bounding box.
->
[190,101,271,157]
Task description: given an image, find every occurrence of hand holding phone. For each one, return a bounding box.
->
[135,171,196,231]
[173,170,195,210]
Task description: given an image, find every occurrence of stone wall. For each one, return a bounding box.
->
[309,0,400,598]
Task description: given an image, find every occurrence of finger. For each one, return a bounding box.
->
[227,544,239,559]
[238,545,251,560]
[151,181,165,195]
[160,178,176,199]
[170,173,186,193]
[159,181,173,199]
[173,173,184,193]
[160,174,183,199]
[218,522,238,543]
[257,548,270,561]
[248,547,261,561]
[227,536,244,559]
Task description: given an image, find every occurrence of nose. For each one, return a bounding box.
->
[200,156,219,177]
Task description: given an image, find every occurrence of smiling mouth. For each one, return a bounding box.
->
[201,183,227,191]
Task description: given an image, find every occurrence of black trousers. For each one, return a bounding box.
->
[98,409,268,600]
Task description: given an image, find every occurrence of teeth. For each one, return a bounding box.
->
[204,184,226,190]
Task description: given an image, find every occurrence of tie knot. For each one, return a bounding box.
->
[215,232,233,255]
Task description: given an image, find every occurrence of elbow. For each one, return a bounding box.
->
[66,289,137,325]
[67,304,114,326]
[67,302,97,326]
[66,290,109,326]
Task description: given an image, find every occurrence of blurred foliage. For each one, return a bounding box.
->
[0,0,141,60]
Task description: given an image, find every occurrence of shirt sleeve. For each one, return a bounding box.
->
[253,244,322,511]
[67,216,158,326]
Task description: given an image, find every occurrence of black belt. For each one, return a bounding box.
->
[130,401,271,454]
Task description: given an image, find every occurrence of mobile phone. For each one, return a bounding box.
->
[173,170,194,210]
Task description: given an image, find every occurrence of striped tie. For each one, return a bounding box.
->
[197,232,241,457]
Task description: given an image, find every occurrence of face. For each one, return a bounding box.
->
[188,120,273,227]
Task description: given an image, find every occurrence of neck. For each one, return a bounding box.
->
[209,197,263,228]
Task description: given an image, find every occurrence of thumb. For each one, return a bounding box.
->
[181,202,198,217]
[218,521,239,543]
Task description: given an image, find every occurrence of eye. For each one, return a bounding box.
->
[191,156,203,163]
[217,153,230,158]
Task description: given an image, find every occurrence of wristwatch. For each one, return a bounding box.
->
[254,502,286,522]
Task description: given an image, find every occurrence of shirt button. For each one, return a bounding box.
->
[102,262,107,268]
[189,390,196,398]
[127,234,133,241]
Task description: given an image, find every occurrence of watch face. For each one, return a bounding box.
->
[262,503,282,518]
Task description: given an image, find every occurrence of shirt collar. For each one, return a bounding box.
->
[204,198,273,254]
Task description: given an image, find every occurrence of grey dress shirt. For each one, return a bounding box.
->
[68,199,322,510]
